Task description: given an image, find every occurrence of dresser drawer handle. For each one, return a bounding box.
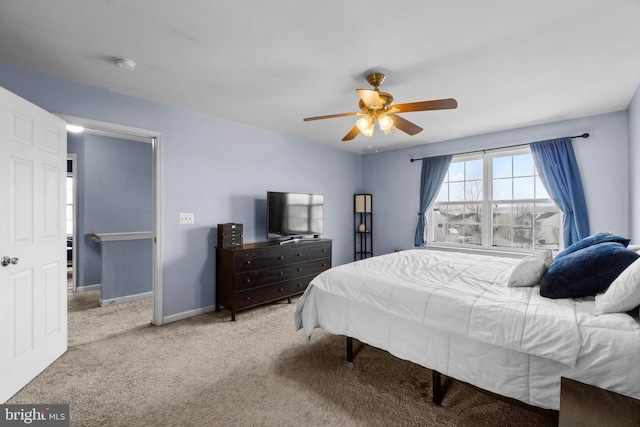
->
[297,253,303,257]
[322,263,327,267]
[279,272,284,275]
[245,296,251,301]
[322,249,327,253]
[279,288,284,292]
[246,260,251,265]
[278,256,284,260]
[297,268,303,272]
[296,283,302,287]
[246,279,251,283]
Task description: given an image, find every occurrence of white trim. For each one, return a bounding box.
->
[55,114,164,325]
[100,291,152,307]
[421,244,529,259]
[162,305,216,325]
[92,231,153,242]
[429,147,561,251]
[152,135,163,325]
[76,284,101,292]
[55,115,154,143]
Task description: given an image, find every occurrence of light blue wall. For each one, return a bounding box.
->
[85,135,152,233]
[101,239,153,302]
[629,84,640,242]
[363,111,630,254]
[0,62,362,320]
[68,134,153,288]
[3,59,633,319]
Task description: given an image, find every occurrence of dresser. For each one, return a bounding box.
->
[216,239,331,320]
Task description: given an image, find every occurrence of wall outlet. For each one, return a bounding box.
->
[179,213,195,224]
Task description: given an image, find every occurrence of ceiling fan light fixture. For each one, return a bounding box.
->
[378,114,394,132]
[356,115,375,137]
[362,123,374,137]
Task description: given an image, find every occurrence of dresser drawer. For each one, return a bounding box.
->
[291,242,331,263]
[235,266,289,291]
[290,258,331,279]
[233,247,290,272]
[290,275,316,294]
[235,282,290,309]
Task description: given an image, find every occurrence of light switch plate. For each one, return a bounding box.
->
[179,213,194,224]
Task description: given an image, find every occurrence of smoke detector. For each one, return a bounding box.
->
[114,57,136,72]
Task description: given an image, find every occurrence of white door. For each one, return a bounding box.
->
[0,86,67,403]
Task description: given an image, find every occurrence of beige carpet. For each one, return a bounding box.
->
[9,291,555,426]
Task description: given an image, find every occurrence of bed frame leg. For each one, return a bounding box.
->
[432,370,443,405]
[346,336,353,362]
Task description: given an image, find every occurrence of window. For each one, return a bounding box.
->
[428,146,560,251]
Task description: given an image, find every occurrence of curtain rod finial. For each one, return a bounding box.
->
[582,133,589,138]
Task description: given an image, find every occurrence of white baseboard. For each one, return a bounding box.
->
[100,291,152,307]
[162,304,216,324]
[76,284,101,292]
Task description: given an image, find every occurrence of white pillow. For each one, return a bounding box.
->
[595,258,640,314]
[508,250,552,287]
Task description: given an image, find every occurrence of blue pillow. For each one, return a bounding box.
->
[554,233,630,261]
[540,242,639,299]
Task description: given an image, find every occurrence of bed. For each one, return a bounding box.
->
[294,245,640,413]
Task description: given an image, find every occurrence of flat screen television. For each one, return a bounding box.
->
[267,191,324,240]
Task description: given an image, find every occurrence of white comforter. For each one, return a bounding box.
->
[295,248,640,410]
[296,249,580,366]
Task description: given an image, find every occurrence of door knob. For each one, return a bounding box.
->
[1,256,18,267]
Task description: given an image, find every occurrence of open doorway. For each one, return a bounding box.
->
[67,154,77,291]
[58,115,164,325]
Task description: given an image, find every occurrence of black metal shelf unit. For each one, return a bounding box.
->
[354,194,372,260]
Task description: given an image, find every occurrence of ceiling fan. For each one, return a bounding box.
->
[303,73,458,141]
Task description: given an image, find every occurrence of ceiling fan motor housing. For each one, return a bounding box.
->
[359,92,393,111]
[366,73,386,88]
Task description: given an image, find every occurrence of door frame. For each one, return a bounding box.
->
[56,115,164,325]
[67,153,77,292]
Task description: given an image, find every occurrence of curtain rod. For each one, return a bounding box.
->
[409,133,589,162]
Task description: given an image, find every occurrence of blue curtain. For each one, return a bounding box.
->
[414,155,453,246]
[529,137,589,247]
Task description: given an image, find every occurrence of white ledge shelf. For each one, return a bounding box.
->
[91,231,153,242]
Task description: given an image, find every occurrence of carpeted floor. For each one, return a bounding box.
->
[8,291,555,426]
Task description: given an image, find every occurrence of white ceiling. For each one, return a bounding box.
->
[1,1,639,154]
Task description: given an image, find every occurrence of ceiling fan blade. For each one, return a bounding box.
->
[389,113,423,136]
[392,98,458,113]
[356,89,382,109]
[342,125,361,141]
[303,111,360,121]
